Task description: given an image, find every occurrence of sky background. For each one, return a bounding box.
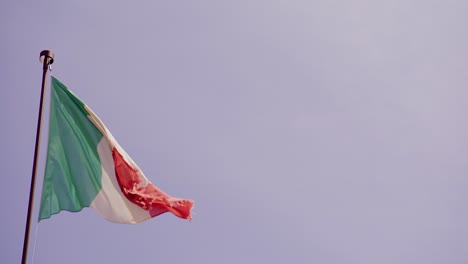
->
[2,1,468,263]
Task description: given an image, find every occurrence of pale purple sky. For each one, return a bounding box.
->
[2,1,468,263]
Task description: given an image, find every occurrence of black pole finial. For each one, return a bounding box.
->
[40,50,55,65]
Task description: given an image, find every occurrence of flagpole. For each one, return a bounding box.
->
[22,50,54,264]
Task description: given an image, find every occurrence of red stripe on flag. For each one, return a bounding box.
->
[112,148,193,220]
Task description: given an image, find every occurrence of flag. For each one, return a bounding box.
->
[39,77,193,224]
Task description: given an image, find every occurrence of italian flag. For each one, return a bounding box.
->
[39,77,193,224]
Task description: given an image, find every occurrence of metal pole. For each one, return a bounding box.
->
[21,50,54,264]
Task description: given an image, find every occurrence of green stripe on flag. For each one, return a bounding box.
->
[39,77,104,221]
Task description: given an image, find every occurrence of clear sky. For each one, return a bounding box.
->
[2,1,468,263]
